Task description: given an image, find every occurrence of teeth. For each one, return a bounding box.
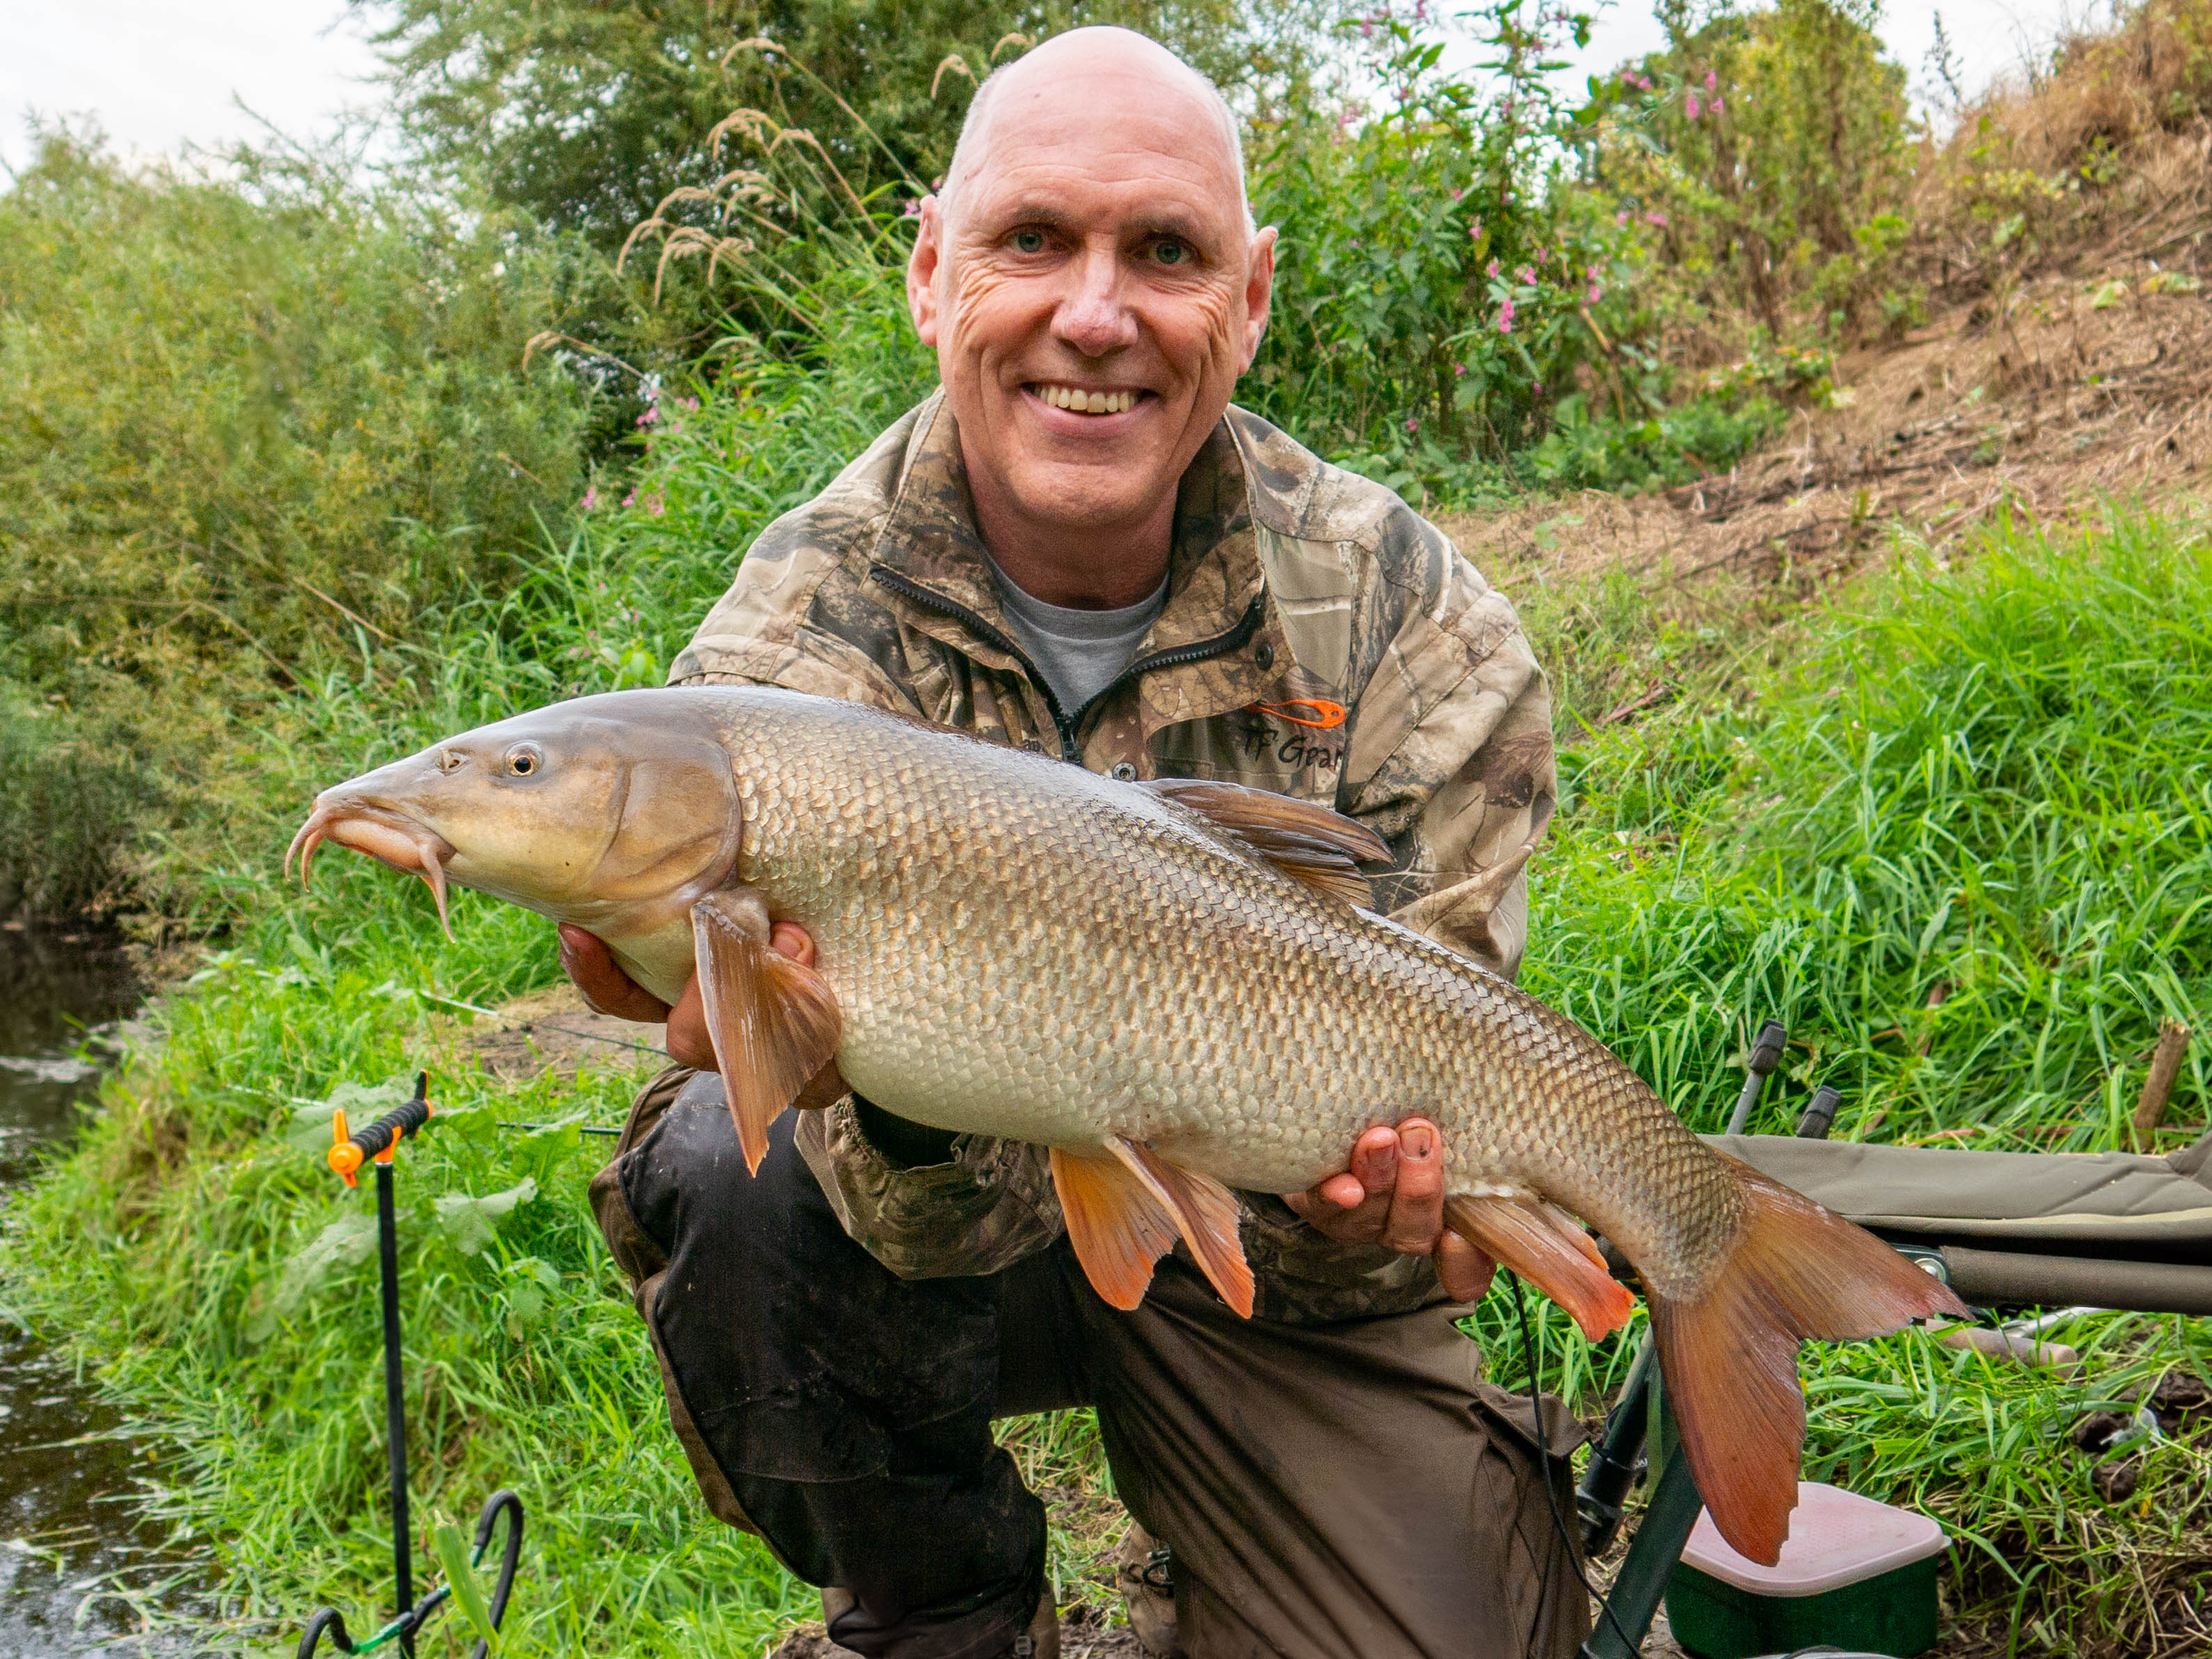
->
[1037,385,1136,414]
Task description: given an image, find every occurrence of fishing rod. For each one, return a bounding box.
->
[297,1073,526,1659]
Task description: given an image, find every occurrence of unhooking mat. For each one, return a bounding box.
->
[1706,1131,2212,1314]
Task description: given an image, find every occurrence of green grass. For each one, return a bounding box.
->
[4,505,2209,1655]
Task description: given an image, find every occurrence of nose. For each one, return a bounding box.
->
[1053,239,1139,359]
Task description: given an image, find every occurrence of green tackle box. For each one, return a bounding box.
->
[1664,1482,1950,1659]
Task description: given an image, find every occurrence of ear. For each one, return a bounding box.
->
[1239,224,1278,370]
[908,196,945,346]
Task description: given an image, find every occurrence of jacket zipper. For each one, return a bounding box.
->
[870,564,1264,765]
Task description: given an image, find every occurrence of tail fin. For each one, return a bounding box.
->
[1648,1154,1967,1566]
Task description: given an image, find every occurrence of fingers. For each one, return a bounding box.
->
[1378,1118,1445,1256]
[558,923,671,1023]
[663,975,716,1072]
[769,921,816,967]
[1310,1173,1368,1212]
[1437,1232,1497,1303]
[1346,1125,1399,1200]
[1285,1124,1400,1242]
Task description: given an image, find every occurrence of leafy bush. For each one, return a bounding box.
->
[0,133,594,703]
[0,132,598,912]
[1523,390,1785,491]
[363,0,1337,251]
[0,693,163,916]
[1596,0,1918,347]
[1243,1,1646,499]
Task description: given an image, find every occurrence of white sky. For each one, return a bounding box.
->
[2,0,2093,180]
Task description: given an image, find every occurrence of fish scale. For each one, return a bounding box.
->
[292,681,1968,1564]
[717,692,1746,1294]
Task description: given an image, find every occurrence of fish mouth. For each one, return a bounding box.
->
[287,801,459,937]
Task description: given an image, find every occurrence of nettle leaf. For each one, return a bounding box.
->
[435,1178,539,1255]
[502,1256,564,1335]
[268,1212,379,1319]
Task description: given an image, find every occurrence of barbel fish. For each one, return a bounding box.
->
[289,685,1963,1564]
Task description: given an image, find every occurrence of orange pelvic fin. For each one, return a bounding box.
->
[1050,1145,1183,1310]
[1442,1193,1634,1340]
[690,889,843,1175]
[1113,1139,1255,1317]
[1648,1154,1969,1566]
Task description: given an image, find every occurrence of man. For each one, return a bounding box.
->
[573,27,1584,1659]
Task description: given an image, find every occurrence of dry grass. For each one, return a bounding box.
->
[1913,0,2212,300]
[1442,232,2211,602]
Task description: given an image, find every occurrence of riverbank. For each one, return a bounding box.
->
[0,928,220,1655]
[5,508,2209,1655]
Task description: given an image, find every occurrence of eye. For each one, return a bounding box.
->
[504,743,544,778]
[1010,228,1047,255]
[1151,239,1190,267]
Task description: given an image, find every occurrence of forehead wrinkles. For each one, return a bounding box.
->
[949,74,1245,241]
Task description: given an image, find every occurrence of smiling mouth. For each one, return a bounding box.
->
[1029,383,1144,415]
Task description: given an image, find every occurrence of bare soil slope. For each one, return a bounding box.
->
[1442,254,2211,591]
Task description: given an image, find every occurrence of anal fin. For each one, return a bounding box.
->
[1113,1141,1255,1317]
[1050,1145,1181,1310]
[692,888,843,1175]
[1443,1193,1634,1340]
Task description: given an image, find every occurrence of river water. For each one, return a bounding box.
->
[0,925,212,1654]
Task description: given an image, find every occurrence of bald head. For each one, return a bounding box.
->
[903,24,1276,598]
[939,29,1253,236]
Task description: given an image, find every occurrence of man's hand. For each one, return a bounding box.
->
[557,922,850,1107]
[1283,1119,1497,1303]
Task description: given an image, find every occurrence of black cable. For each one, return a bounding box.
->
[1508,1271,1646,1659]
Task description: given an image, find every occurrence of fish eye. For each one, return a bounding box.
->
[504,743,545,778]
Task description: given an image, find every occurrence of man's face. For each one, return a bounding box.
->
[907,41,1275,541]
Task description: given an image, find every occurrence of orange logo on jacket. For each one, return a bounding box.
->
[1244,699,1346,730]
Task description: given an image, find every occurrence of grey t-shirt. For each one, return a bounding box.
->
[988,557,1168,717]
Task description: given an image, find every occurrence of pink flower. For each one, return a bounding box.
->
[1449,187,1463,202]
[647,494,665,517]
[1616,209,1630,225]
[1711,97,1723,114]
[1405,416,1419,435]
[1467,217,1483,241]
[637,406,658,427]
[1645,209,1669,227]
[1454,361,1467,375]
[1705,69,1717,93]
[902,198,922,218]
[580,487,598,511]
[1685,91,1701,119]
[1586,282,1602,303]
[682,396,700,410]
[1516,265,1536,284]
[1486,259,1501,278]
[1497,298,1516,333]
[621,491,637,508]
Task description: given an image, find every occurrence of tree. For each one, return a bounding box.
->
[357,0,1332,250]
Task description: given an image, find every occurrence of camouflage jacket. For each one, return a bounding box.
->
[670,390,1556,1322]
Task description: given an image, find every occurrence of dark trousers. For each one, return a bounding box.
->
[592,1071,1592,1659]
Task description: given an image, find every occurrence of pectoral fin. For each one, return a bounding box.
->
[1113,1140,1255,1317]
[1442,1193,1634,1340]
[691,889,843,1175]
[1051,1145,1182,1310]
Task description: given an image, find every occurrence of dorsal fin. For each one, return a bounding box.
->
[1142,778,1390,907]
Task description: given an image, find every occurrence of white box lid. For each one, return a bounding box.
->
[1681,1482,1951,1596]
